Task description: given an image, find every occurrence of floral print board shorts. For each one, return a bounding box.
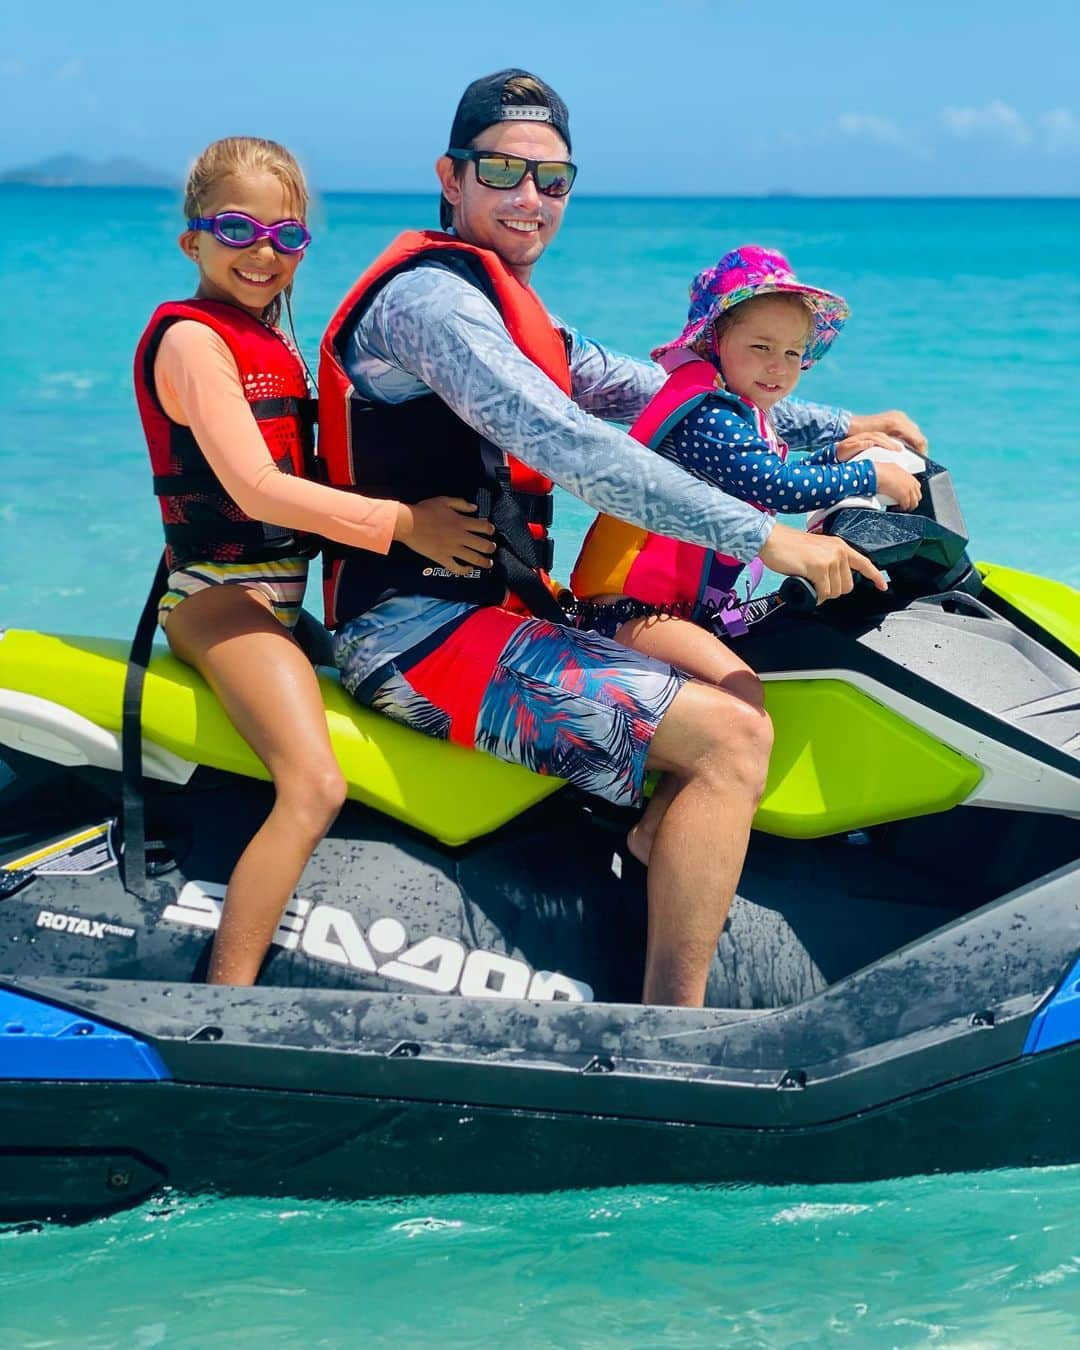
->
[335,606,688,809]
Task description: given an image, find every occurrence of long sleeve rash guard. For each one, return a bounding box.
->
[346,263,774,564]
[658,396,876,513]
[332,261,854,691]
[154,321,397,556]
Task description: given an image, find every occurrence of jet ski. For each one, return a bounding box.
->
[1,458,1077,1222]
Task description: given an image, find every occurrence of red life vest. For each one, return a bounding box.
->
[317,230,570,629]
[134,298,315,571]
[571,353,780,621]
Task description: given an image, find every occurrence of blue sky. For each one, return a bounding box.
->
[3,0,1079,195]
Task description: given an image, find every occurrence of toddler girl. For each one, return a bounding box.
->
[570,245,923,859]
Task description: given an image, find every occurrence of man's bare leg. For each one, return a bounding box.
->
[639,678,773,1006]
[615,615,766,868]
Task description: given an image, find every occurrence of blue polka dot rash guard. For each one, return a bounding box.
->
[655,395,877,514]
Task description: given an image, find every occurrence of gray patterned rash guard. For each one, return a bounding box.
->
[333,260,852,690]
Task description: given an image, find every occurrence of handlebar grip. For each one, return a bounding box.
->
[779,576,820,612]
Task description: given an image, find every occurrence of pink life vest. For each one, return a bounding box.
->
[570,350,779,628]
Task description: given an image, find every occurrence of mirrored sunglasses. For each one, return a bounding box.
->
[447,149,577,198]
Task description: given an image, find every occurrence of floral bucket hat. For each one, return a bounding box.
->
[651,244,850,370]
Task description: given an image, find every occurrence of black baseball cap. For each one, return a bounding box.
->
[440,68,572,229]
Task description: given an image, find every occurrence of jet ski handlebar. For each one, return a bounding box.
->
[781,458,980,613]
[779,576,825,613]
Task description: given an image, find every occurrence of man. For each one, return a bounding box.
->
[318,69,923,1007]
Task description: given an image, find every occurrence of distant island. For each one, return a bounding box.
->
[0,154,177,188]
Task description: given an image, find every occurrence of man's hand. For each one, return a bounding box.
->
[758,523,887,604]
[835,430,909,461]
[840,410,928,457]
[394,497,496,575]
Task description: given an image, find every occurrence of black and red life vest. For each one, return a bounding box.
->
[134,298,316,571]
[317,230,570,629]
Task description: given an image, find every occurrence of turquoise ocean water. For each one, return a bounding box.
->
[1,190,1078,1344]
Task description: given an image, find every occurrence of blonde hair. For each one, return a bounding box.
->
[183,136,309,325]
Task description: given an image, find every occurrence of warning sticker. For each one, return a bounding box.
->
[2,821,119,877]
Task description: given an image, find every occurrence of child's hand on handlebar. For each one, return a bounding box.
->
[874,463,923,511]
[394,498,496,575]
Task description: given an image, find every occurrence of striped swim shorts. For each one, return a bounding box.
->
[157,556,309,630]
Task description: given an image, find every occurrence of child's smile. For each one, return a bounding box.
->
[714,294,812,411]
[183,171,304,318]
[230,265,283,294]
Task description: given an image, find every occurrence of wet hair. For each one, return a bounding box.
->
[441,75,562,230]
[183,136,309,326]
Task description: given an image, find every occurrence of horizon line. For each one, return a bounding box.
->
[2,183,1078,202]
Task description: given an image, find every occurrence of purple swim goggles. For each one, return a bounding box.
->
[187,211,312,255]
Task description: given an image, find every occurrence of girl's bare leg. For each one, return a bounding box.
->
[164,586,347,984]
[613,614,765,866]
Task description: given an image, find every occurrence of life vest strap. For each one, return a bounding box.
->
[120,552,170,900]
[512,489,554,528]
[152,449,300,498]
[247,395,305,418]
[160,519,274,549]
[494,544,562,623]
[476,467,563,623]
[152,473,216,496]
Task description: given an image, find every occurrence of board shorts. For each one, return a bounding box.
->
[335,605,688,809]
[157,557,308,631]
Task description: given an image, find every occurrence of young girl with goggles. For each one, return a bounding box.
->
[135,136,494,986]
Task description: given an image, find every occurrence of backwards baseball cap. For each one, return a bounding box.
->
[440,68,572,229]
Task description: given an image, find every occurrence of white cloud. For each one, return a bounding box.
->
[781,102,1077,166]
[831,113,910,149]
[815,112,931,160]
[1039,108,1080,153]
[941,100,1032,146]
[941,101,1080,154]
